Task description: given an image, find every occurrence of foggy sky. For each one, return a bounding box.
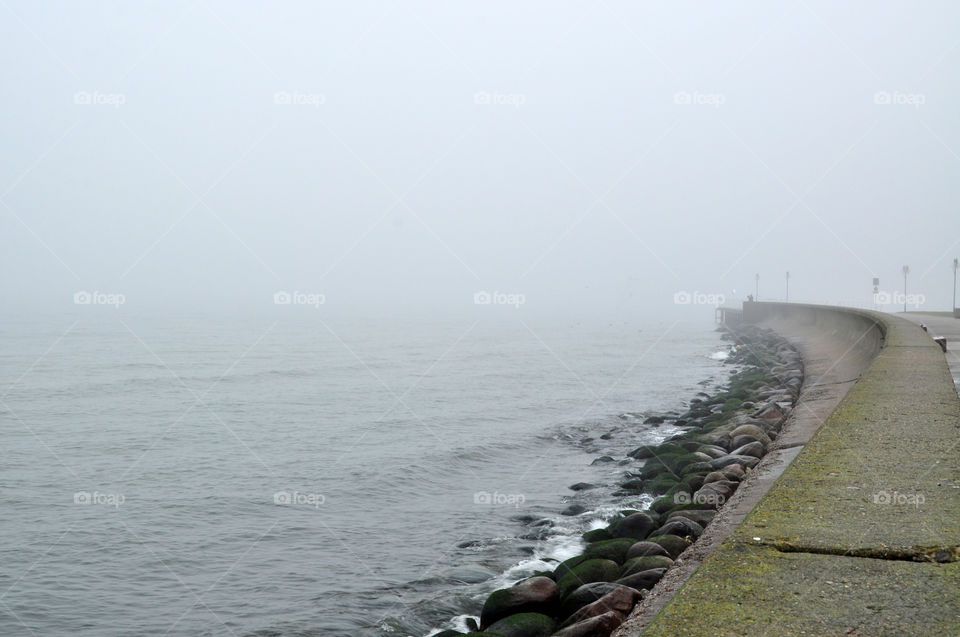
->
[2,1,959,320]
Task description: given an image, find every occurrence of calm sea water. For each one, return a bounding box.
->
[0,314,731,636]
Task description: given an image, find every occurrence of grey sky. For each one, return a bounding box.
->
[2,1,959,319]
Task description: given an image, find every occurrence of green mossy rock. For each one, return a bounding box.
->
[479,576,559,629]
[646,534,693,558]
[556,559,621,598]
[484,612,555,637]
[582,527,612,543]
[621,555,674,577]
[582,538,635,564]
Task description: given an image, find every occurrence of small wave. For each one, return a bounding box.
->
[709,350,731,360]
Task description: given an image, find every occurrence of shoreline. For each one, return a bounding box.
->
[427,323,805,637]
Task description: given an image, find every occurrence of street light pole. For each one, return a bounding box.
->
[953,258,958,313]
[755,273,759,300]
[902,265,910,313]
[785,271,790,303]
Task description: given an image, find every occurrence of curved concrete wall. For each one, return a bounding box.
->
[630,303,960,636]
[742,301,886,365]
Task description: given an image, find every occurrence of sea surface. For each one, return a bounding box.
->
[0,314,733,636]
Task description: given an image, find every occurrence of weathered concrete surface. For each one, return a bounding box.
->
[900,312,960,391]
[618,304,960,636]
[615,304,882,631]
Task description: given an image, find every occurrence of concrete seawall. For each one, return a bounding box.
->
[617,302,960,636]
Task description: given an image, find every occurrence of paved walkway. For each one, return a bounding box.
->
[900,312,960,391]
[617,305,960,636]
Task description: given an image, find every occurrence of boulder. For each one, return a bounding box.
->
[621,555,674,577]
[582,528,613,543]
[702,470,732,485]
[556,559,621,598]
[618,478,645,493]
[666,509,715,527]
[583,538,636,564]
[591,455,616,465]
[729,441,765,458]
[609,513,657,540]
[552,611,626,637]
[562,503,589,516]
[484,612,555,637]
[625,541,670,560]
[569,482,597,491]
[708,455,760,471]
[729,424,772,446]
[557,583,639,619]
[696,444,728,459]
[653,516,704,539]
[559,585,641,627]
[614,567,667,591]
[480,576,559,629]
[645,534,692,558]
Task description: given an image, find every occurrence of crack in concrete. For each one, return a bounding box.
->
[747,539,960,563]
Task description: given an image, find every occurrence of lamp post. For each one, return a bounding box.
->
[902,265,910,313]
[755,273,759,300]
[785,271,790,303]
[953,258,958,313]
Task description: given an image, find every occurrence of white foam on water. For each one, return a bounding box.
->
[709,349,730,360]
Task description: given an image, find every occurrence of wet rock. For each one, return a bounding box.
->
[591,455,616,465]
[559,585,640,627]
[558,583,638,619]
[484,612,555,637]
[753,402,787,421]
[620,554,674,577]
[614,567,667,591]
[609,512,657,540]
[729,441,765,458]
[562,503,589,516]
[618,478,645,493]
[645,534,692,558]
[582,538,635,564]
[653,516,704,539]
[556,559,621,597]
[694,480,738,507]
[552,611,626,637]
[665,509,715,527]
[644,415,665,424]
[569,482,597,491]
[729,424,772,446]
[480,576,559,629]
[625,540,670,559]
[582,528,612,543]
[708,454,760,470]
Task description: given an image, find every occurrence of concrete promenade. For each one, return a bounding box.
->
[618,303,960,636]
